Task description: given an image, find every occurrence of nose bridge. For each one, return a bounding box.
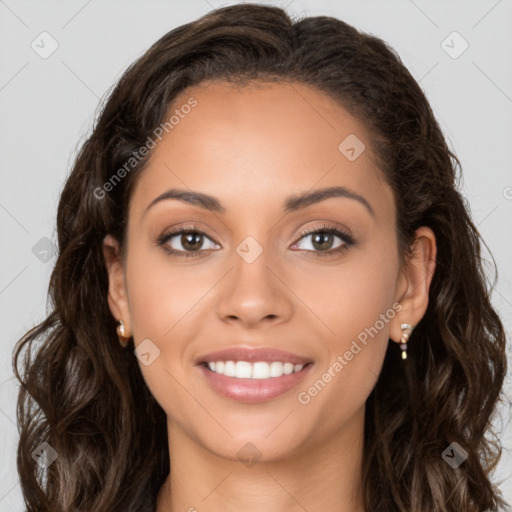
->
[216,233,293,326]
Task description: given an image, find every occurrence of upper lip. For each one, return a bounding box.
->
[196,346,313,366]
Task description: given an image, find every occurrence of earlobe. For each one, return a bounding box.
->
[103,234,132,336]
[390,226,437,344]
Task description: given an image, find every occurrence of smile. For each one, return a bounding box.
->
[204,360,306,379]
[198,361,313,403]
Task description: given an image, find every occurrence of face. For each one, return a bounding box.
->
[107,80,412,463]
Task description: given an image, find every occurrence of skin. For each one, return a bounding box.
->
[103,80,436,512]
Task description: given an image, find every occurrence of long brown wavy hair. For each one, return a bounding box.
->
[13,3,509,511]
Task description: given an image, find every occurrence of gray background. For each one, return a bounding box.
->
[1,0,511,509]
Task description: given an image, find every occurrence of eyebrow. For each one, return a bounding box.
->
[144,185,375,218]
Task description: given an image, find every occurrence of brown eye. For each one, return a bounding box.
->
[310,232,337,251]
[292,226,353,255]
[179,232,204,251]
[157,227,220,257]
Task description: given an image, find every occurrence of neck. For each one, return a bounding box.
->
[156,408,366,512]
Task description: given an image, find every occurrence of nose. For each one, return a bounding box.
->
[216,243,294,329]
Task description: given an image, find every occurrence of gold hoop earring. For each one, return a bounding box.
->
[399,323,414,360]
[116,320,131,348]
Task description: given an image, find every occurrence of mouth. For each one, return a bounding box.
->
[201,360,312,379]
[198,362,313,403]
[196,345,312,367]
[196,346,314,403]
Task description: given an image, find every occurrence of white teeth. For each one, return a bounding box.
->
[253,362,270,379]
[206,360,305,379]
[269,362,283,377]
[235,361,252,378]
[224,361,236,377]
[283,362,294,375]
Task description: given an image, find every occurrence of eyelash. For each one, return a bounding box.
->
[157,223,355,259]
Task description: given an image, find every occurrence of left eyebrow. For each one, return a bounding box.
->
[143,185,374,218]
[283,185,375,218]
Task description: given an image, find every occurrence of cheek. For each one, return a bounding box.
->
[124,244,224,397]
[293,237,399,413]
[125,245,213,340]
[294,236,399,350]
[124,248,212,425]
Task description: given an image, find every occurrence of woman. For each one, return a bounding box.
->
[13,3,509,511]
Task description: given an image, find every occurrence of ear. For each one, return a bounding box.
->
[103,234,132,336]
[390,226,437,344]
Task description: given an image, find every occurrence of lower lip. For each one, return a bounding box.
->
[198,363,313,403]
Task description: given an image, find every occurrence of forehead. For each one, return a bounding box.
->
[130,80,394,221]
